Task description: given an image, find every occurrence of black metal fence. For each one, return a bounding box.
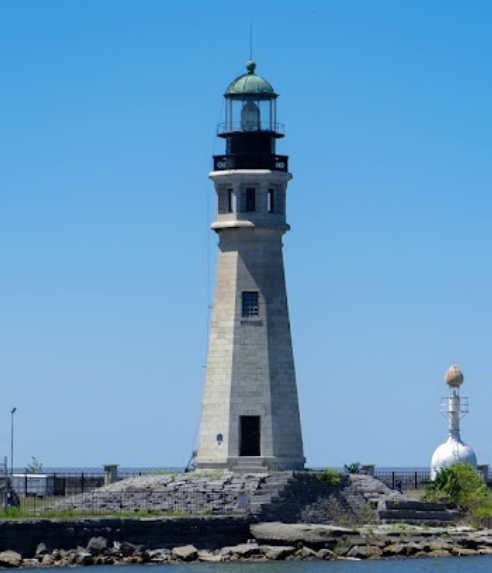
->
[3,466,487,500]
[374,468,431,491]
[8,468,180,497]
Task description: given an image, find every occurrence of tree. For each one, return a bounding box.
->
[25,456,43,474]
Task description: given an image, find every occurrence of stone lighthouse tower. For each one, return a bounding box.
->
[195,61,305,471]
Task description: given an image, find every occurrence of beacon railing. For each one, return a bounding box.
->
[217,122,285,135]
[213,154,288,172]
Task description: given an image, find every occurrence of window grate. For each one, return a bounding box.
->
[242,291,259,317]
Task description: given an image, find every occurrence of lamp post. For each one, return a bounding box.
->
[10,408,16,476]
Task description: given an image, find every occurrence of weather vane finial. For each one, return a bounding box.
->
[249,21,253,61]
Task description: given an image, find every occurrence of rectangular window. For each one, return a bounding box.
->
[245,188,256,212]
[267,188,275,213]
[227,188,233,213]
[242,291,259,317]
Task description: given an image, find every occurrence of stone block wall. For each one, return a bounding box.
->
[0,517,251,556]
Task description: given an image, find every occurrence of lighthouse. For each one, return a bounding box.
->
[195,61,305,471]
[430,365,477,479]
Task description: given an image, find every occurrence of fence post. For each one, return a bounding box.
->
[392,471,395,490]
[81,472,85,494]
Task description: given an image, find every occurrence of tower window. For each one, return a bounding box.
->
[227,188,233,213]
[245,188,256,212]
[267,188,275,213]
[242,291,259,317]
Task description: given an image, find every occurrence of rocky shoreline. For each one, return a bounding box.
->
[1,522,492,567]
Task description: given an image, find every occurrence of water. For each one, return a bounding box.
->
[39,556,492,572]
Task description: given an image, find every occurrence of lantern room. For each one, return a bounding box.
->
[214,61,288,172]
[221,60,282,135]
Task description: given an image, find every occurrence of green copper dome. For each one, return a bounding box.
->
[225,61,277,98]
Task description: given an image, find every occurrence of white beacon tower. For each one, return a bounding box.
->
[430,364,477,479]
[195,61,305,471]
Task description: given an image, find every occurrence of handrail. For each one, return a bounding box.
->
[217,122,285,135]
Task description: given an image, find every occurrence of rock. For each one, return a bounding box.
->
[25,558,42,567]
[145,549,170,563]
[74,551,94,565]
[251,522,356,546]
[261,545,295,560]
[478,547,492,555]
[172,545,198,561]
[222,543,261,558]
[87,536,108,555]
[347,545,383,559]
[0,550,23,568]
[34,543,49,557]
[383,543,406,556]
[295,547,318,559]
[450,535,480,549]
[452,548,477,556]
[395,542,422,556]
[41,554,55,566]
[316,548,334,560]
[123,556,143,564]
[119,542,137,557]
[425,540,453,552]
[198,550,223,562]
[94,555,114,565]
[427,549,451,558]
[52,549,66,562]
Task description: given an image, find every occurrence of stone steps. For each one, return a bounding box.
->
[47,471,459,527]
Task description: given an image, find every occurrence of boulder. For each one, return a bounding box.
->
[347,545,383,559]
[295,547,318,559]
[0,551,23,568]
[87,536,108,556]
[452,548,478,557]
[479,547,492,555]
[119,542,138,557]
[425,540,453,552]
[34,543,49,557]
[74,551,94,566]
[222,543,261,558]
[251,522,355,546]
[172,545,198,561]
[22,558,40,567]
[383,543,406,556]
[197,551,223,562]
[426,549,451,558]
[41,554,55,566]
[94,555,114,565]
[316,548,334,560]
[145,549,170,563]
[261,546,295,560]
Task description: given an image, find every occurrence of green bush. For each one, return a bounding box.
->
[425,462,492,522]
[344,462,362,474]
[317,469,341,485]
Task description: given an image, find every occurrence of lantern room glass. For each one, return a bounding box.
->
[225,96,277,133]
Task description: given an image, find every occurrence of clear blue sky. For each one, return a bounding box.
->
[1,0,491,469]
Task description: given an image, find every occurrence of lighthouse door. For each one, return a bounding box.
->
[240,416,261,456]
